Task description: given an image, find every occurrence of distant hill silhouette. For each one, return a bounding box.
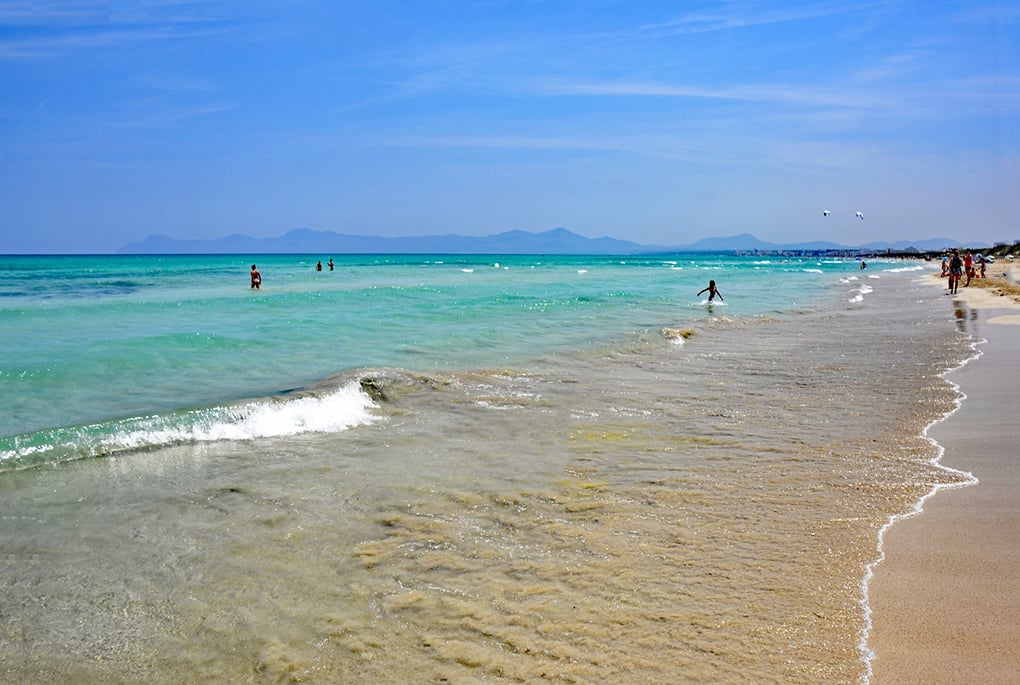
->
[117,227,963,255]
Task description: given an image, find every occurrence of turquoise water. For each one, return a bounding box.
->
[3,253,859,466]
[0,252,972,683]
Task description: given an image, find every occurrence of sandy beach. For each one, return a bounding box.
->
[867,264,1020,683]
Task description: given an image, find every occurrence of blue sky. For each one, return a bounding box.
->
[2,1,1018,253]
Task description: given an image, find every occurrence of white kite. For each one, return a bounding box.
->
[855,211,864,220]
[822,210,831,216]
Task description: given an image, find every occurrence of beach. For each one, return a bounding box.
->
[0,255,984,682]
[867,265,1020,683]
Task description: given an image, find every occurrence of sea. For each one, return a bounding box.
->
[0,253,976,684]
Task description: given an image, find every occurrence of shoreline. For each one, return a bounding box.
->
[864,266,1020,683]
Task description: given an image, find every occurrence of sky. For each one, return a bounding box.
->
[1,0,1018,253]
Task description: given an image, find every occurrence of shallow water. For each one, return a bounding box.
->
[1,253,864,444]
[0,256,972,683]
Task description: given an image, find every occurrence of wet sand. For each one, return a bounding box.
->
[867,270,1020,683]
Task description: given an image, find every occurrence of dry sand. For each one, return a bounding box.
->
[866,263,1020,684]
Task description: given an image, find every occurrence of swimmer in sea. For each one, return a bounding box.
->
[697,279,723,302]
[250,264,261,289]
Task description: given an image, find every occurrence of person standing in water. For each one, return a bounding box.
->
[250,264,261,289]
[697,279,723,302]
[328,258,334,271]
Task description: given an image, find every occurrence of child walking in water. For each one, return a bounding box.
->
[698,280,723,302]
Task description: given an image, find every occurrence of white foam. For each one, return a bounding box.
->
[0,442,48,462]
[2,382,381,470]
[116,382,379,448]
[857,338,983,683]
[849,283,875,303]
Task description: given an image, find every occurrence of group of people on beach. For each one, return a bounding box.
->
[942,249,987,294]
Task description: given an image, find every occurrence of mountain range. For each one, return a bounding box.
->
[117,227,963,255]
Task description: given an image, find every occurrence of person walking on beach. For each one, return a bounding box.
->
[947,250,963,294]
[698,279,723,302]
[250,264,262,289]
[964,251,974,286]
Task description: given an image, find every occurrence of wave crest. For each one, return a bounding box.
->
[1,381,379,472]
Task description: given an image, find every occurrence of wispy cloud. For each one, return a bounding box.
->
[539,78,880,110]
[378,134,621,153]
[954,2,1020,24]
[326,38,537,113]
[118,102,234,129]
[0,1,232,60]
[643,0,879,34]
[851,52,924,83]
[0,0,229,25]
[115,70,232,128]
[0,0,106,24]
[2,27,173,59]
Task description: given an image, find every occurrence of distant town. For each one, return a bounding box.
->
[736,243,1020,261]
